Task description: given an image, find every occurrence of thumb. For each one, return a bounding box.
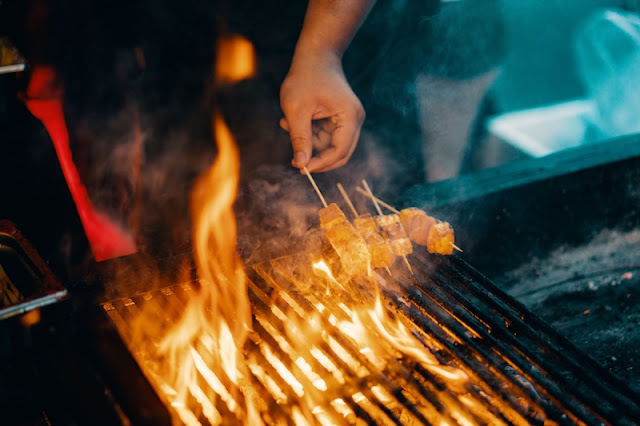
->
[284,110,314,168]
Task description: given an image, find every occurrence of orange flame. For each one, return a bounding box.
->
[149,109,256,425]
[188,111,251,342]
[117,34,534,426]
[215,35,256,84]
[123,34,261,425]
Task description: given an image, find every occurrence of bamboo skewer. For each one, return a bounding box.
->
[402,256,414,275]
[361,180,383,216]
[303,167,327,208]
[355,187,399,214]
[336,183,358,218]
[362,180,413,275]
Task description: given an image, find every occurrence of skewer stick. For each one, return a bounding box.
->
[303,167,327,208]
[355,187,400,214]
[451,243,463,253]
[337,183,358,218]
[361,180,383,216]
[402,255,414,275]
[385,266,392,277]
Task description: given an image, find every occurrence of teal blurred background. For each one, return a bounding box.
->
[493,0,627,111]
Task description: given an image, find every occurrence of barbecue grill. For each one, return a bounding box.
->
[2,136,640,425]
[100,249,639,425]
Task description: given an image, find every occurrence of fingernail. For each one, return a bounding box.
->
[294,151,306,166]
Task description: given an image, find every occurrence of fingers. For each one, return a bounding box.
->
[280,68,365,172]
[311,118,333,152]
[306,114,362,172]
[281,104,314,169]
[279,118,289,132]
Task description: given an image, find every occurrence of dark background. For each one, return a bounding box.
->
[1,0,639,410]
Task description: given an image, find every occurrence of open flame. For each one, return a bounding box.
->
[148,109,258,425]
[125,34,261,425]
[117,33,532,426]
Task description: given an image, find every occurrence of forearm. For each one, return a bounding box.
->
[293,0,376,62]
[281,0,373,172]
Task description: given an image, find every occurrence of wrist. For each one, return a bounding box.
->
[290,43,343,73]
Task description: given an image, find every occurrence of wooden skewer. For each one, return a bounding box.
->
[361,179,383,216]
[303,167,327,208]
[336,183,358,218]
[402,255,414,275]
[355,187,400,214]
[385,266,392,277]
[362,179,413,274]
[451,243,463,253]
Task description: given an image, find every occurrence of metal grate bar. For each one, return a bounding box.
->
[397,261,596,424]
[251,257,491,425]
[247,267,421,425]
[250,262,446,424]
[381,269,553,425]
[407,252,640,424]
[101,248,640,425]
[443,254,640,414]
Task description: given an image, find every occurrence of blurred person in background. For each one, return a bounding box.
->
[1,0,505,274]
[229,0,505,188]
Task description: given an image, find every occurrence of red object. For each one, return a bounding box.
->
[22,66,137,261]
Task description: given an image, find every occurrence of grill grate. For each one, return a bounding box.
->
[102,252,640,425]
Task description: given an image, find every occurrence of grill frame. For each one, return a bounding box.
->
[0,220,69,320]
[399,134,640,279]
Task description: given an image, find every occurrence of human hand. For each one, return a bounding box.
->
[280,50,365,173]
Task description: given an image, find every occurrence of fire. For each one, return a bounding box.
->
[215,35,256,84]
[124,34,260,425]
[115,34,532,426]
[137,108,259,425]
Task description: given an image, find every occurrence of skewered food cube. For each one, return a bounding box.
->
[319,203,347,228]
[400,207,457,255]
[324,221,370,276]
[324,221,355,245]
[427,221,455,255]
[375,214,413,256]
[342,240,371,276]
[399,207,436,247]
[319,204,370,276]
[353,214,378,238]
[375,213,399,231]
[353,214,394,269]
[390,238,413,256]
[367,234,394,269]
